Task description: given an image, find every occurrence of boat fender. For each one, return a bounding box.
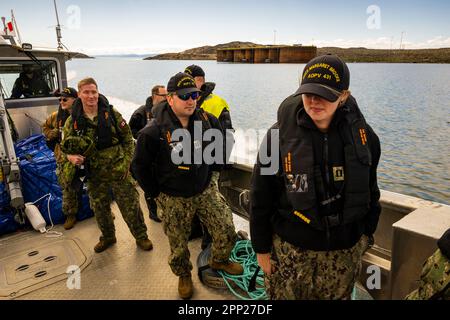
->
[24,203,46,233]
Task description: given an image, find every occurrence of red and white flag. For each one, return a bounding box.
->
[6,21,16,36]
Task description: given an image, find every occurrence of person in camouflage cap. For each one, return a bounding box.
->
[62,77,153,253]
[405,228,450,300]
[42,87,80,230]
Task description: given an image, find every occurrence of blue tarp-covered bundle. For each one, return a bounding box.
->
[0,179,20,235]
[0,134,94,236]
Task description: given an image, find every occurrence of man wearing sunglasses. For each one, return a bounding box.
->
[184,65,235,250]
[129,85,167,139]
[129,85,167,223]
[42,87,81,230]
[132,72,243,299]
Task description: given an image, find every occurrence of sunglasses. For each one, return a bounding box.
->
[59,97,69,102]
[175,91,200,101]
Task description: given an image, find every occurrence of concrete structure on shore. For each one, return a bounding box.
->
[217,45,317,63]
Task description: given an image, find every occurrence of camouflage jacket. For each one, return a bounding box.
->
[43,111,64,163]
[405,249,450,300]
[62,107,135,182]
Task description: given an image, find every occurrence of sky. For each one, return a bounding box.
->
[1,0,449,55]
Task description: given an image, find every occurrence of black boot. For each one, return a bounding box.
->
[201,227,212,250]
[146,197,161,223]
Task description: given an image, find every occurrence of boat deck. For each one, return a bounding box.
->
[0,189,249,300]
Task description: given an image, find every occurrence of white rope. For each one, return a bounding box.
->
[32,193,63,238]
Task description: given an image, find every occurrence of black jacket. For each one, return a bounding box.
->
[132,102,223,198]
[11,72,50,99]
[250,96,381,253]
[129,97,153,138]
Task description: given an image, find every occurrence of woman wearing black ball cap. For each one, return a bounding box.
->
[250,54,382,299]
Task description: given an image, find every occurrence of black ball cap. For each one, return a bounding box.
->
[55,87,78,98]
[184,65,205,78]
[298,54,350,102]
[167,72,201,95]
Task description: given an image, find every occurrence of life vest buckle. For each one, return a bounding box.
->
[323,214,341,227]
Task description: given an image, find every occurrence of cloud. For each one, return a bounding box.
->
[74,44,191,55]
[419,36,450,48]
[308,36,450,49]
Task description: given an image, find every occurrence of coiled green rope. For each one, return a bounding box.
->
[218,240,268,300]
[219,240,363,300]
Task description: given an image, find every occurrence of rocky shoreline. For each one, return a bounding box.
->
[143,42,450,63]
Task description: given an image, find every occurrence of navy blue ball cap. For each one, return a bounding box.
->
[298,54,350,102]
[184,65,205,78]
[56,87,78,98]
[167,72,201,95]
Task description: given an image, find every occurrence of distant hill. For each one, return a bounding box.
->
[144,42,450,63]
[144,41,260,60]
[317,47,450,63]
[71,52,93,59]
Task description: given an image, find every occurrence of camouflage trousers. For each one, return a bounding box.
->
[56,163,81,217]
[266,234,369,300]
[156,181,237,277]
[405,249,450,300]
[86,175,148,242]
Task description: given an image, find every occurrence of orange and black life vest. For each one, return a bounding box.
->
[278,93,372,231]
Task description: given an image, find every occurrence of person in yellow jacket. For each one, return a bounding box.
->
[42,87,80,230]
[184,65,233,132]
[184,65,235,249]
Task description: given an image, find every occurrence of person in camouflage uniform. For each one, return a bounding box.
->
[183,65,235,250]
[265,234,369,299]
[61,77,152,253]
[132,72,243,299]
[42,87,80,230]
[405,228,450,300]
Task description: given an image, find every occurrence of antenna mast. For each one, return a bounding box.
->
[399,31,405,50]
[53,0,63,50]
[11,10,22,45]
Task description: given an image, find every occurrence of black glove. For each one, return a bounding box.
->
[146,197,157,213]
[146,196,161,222]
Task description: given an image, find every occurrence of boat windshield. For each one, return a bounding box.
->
[0,60,58,100]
